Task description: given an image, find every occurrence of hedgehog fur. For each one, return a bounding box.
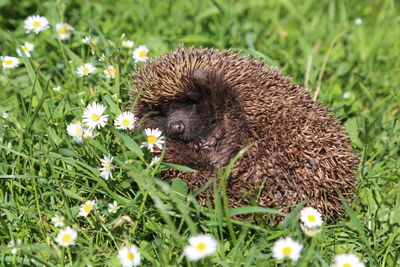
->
[130,47,359,217]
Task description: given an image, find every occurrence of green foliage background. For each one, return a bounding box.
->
[0,0,399,266]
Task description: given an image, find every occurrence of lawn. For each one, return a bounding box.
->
[0,0,399,266]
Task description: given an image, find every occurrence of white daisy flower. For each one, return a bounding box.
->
[114,111,137,130]
[56,23,74,40]
[108,200,120,213]
[24,15,50,34]
[343,92,351,99]
[55,226,78,247]
[354,18,363,25]
[122,40,134,48]
[141,128,165,152]
[332,254,365,267]
[2,112,9,119]
[99,155,113,180]
[104,65,117,79]
[132,45,149,62]
[16,42,34,58]
[1,56,20,69]
[82,128,98,140]
[82,36,97,45]
[76,63,96,77]
[300,207,323,228]
[82,36,92,43]
[82,102,108,129]
[7,239,22,254]
[53,86,62,91]
[118,246,141,267]
[149,156,161,166]
[51,215,65,227]
[272,237,303,261]
[79,200,95,217]
[66,121,84,142]
[300,224,322,237]
[184,234,217,262]
[100,155,113,171]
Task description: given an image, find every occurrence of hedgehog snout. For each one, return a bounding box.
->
[169,121,185,135]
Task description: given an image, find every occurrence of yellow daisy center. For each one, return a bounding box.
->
[343,264,352,267]
[22,46,29,51]
[83,204,92,213]
[121,119,130,126]
[139,50,147,58]
[61,234,72,243]
[147,135,157,144]
[123,44,130,48]
[82,67,90,73]
[196,242,206,251]
[126,252,135,260]
[4,60,13,65]
[59,27,67,34]
[91,113,100,121]
[307,215,316,222]
[282,246,292,256]
[33,21,41,28]
[281,31,289,38]
[103,162,111,169]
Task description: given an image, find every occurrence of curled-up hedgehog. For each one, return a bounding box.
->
[130,47,359,217]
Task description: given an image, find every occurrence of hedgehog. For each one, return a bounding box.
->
[130,47,359,218]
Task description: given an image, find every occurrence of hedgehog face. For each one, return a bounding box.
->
[166,100,213,142]
[151,97,216,143]
[144,69,227,144]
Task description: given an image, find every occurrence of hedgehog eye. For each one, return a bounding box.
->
[184,97,199,105]
[179,99,198,113]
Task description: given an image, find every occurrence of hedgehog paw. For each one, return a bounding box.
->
[188,140,203,151]
[188,139,214,151]
[202,126,223,150]
[189,126,223,151]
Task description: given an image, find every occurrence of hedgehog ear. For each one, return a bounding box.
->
[190,69,214,95]
[188,69,227,106]
[184,69,208,100]
[191,69,208,86]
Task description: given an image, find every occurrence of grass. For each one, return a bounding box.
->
[0,0,399,266]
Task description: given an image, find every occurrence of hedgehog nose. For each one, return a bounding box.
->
[169,121,185,135]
